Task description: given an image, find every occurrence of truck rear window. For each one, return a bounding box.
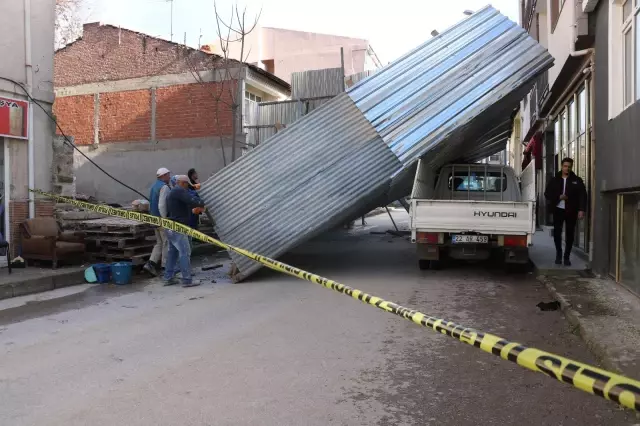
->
[447,171,507,192]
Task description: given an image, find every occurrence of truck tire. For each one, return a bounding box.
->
[418,259,431,270]
[430,260,442,270]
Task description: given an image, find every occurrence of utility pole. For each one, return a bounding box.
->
[167,0,174,41]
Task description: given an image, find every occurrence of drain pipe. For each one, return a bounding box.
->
[24,0,35,218]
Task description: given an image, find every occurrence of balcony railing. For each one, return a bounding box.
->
[528,70,549,126]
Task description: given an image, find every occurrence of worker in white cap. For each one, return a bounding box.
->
[143,167,171,277]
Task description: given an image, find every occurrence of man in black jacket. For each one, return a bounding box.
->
[163,175,205,287]
[544,158,587,266]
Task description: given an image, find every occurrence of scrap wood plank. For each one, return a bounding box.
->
[89,235,155,249]
[88,242,155,257]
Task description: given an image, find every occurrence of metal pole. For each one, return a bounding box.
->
[467,164,471,200]
[386,206,400,232]
[170,0,174,41]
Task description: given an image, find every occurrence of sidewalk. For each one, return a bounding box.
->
[530,229,640,380]
[0,266,86,301]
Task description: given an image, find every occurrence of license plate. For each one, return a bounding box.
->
[452,235,488,244]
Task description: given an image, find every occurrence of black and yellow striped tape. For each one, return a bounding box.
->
[32,189,640,411]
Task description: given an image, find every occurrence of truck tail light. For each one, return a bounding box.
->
[417,232,442,244]
[503,235,527,247]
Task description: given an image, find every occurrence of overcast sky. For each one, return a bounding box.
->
[80,0,520,63]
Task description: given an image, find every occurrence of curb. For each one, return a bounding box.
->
[0,270,86,301]
[536,274,622,374]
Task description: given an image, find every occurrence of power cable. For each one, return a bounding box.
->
[0,76,148,201]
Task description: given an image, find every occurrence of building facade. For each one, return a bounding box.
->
[212,26,383,83]
[520,0,595,256]
[0,0,56,253]
[54,23,290,204]
[593,0,640,295]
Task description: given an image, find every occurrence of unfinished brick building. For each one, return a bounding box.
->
[54,23,290,203]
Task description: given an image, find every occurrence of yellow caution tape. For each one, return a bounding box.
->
[32,189,640,411]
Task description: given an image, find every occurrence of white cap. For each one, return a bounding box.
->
[156,167,170,177]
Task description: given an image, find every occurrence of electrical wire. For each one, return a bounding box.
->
[0,76,149,201]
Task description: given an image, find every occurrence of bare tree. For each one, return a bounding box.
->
[55,0,83,49]
[182,1,261,165]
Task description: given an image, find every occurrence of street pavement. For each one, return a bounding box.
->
[0,210,636,425]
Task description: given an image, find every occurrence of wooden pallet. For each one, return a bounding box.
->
[87,235,155,249]
[80,217,155,234]
[89,252,150,266]
[88,241,155,257]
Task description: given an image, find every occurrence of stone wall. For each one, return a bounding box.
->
[51,135,75,197]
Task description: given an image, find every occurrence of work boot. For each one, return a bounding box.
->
[143,262,158,277]
[163,277,179,286]
[182,280,201,288]
[564,257,572,266]
[555,253,562,265]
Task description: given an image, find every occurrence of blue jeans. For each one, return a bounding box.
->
[164,230,192,284]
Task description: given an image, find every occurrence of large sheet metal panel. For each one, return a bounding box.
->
[200,94,402,281]
[200,6,553,280]
[348,6,553,167]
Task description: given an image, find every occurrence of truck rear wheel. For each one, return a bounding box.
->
[430,260,442,270]
[419,259,431,270]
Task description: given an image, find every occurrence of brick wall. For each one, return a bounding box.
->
[54,82,234,145]
[156,82,234,139]
[54,23,223,87]
[53,95,94,145]
[100,90,151,142]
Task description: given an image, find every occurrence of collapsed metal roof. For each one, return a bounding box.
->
[199,5,553,281]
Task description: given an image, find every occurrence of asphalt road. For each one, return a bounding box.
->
[0,211,636,425]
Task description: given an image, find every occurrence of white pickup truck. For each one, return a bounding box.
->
[409,161,536,270]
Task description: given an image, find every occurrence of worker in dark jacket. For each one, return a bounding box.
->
[544,158,587,266]
[164,175,205,287]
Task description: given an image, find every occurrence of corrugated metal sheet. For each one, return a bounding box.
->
[344,70,377,89]
[291,68,344,99]
[200,94,402,281]
[348,5,553,166]
[201,6,552,280]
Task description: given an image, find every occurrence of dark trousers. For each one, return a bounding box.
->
[553,207,577,258]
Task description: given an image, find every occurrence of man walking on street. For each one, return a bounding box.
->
[143,167,171,276]
[164,175,205,287]
[544,158,587,266]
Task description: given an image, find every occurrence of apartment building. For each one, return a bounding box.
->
[0,0,56,252]
[521,0,640,295]
[211,25,383,84]
[520,0,595,257]
[592,0,640,293]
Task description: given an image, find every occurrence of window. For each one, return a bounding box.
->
[611,192,640,296]
[243,91,262,126]
[448,171,507,192]
[610,0,640,116]
[551,0,565,32]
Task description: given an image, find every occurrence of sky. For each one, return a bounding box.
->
[79,0,520,64]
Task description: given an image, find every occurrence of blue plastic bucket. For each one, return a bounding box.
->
[111,262,133,285]
[93,263,112,283]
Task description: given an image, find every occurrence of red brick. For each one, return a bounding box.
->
[99,90,151,142]
[53,95,94,145]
